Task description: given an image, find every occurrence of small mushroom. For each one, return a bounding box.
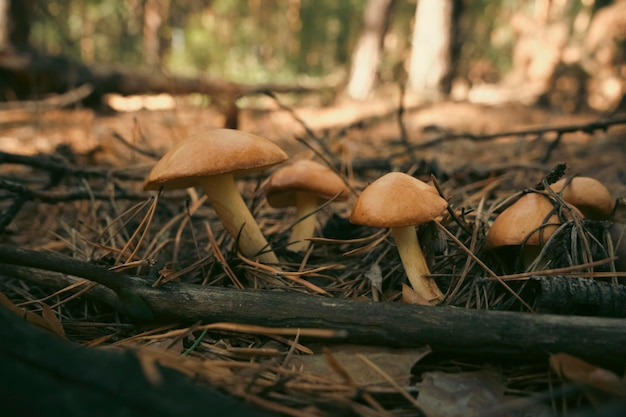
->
[486,193,564,269]
[144,128,288,264]
[349,172,448,304]
[266,160,349,252]
[550,176,614,220]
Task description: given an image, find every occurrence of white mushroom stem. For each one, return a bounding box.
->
[198,173,279,265]
[391,226,444,304]
[287,191,319,252]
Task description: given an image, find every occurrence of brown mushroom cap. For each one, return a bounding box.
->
[350,172,448,228]
[266,160,349,208]
[550,177,614,220]
[487,193,561,248]
[144,128,288,191]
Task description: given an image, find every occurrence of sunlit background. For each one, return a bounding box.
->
[31,0,565,84]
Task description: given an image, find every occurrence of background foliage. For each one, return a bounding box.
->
[30,0,602,86]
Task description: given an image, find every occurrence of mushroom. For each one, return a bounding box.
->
[349,172,448,304]
[266,160,349,252]
[486,193,565,269]
[144,128,288,264]
[550,176,614,220]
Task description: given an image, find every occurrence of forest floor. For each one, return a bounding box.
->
[1,87,625,416]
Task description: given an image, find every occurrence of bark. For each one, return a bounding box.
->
[532,275,626,317]
[346,0,396,100]
[1,244,626,368]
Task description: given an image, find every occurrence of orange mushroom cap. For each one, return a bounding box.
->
[266,160,349,208]
[144,128,288,191]
[487,193,561,248]
[550,177,614,220]
[350,172,448,228]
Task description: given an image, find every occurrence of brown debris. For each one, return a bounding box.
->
[1,94,626,416]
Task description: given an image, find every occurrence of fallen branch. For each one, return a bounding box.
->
[0,178,148,203]
[532,275,626,317]
[387,114,626,164]
[407,115,626,149]
[0,83,94,111]
[0,244,625,367]
[0,49,325,127]
[0,150,142,181]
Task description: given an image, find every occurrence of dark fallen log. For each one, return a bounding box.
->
[0,304,276,417]
[0,49,318,127]
[1,244,626,368]
[532,275,626,317]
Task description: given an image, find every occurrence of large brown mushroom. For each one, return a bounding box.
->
[350,172,448,304]
[266,160,349,252]
[550,176,614,220]
[144,128,288,264]
[487,193,565,269]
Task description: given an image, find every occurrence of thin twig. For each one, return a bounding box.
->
[390,115,626,157]
[112,132,161,159]
[434,221,536,312]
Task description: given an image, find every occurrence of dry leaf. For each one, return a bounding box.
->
[550,353,626,398]
[416,371,507,417]
[40,303,66,338]
[401,283,431,305]
[83,333,118,348]
[0,292,66,339]
[290,345,430,386]
[365,264,383,293]
[136,349,164,386]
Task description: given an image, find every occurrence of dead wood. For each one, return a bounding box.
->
[531,275,626,317]
[0,49,318,126]
[0,303,276,417]
[394,114,626,154]
[0,178,147,203]
[1,243,625,367]
[0,83,94,111]
[0,149,143,181]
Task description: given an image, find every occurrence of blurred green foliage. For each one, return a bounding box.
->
[28,0,590,85]
[32,0,371,83]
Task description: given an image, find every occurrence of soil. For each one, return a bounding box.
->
[1,88,625,416]
[2,90,624,192]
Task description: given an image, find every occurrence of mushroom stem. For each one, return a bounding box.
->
[287,191,319,252]
[521,245,545,271]
[199,173,279,265]
[391,226,444,304]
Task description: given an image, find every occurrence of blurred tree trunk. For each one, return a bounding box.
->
[142,0,162,68]
[0,0,9,52]
[346,0,396,100]
[0,0,31,52]
[583,0,626,111]
[407,0,461,100]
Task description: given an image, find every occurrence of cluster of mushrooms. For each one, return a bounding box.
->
[486,176,616,270]
[143,128,618,306]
